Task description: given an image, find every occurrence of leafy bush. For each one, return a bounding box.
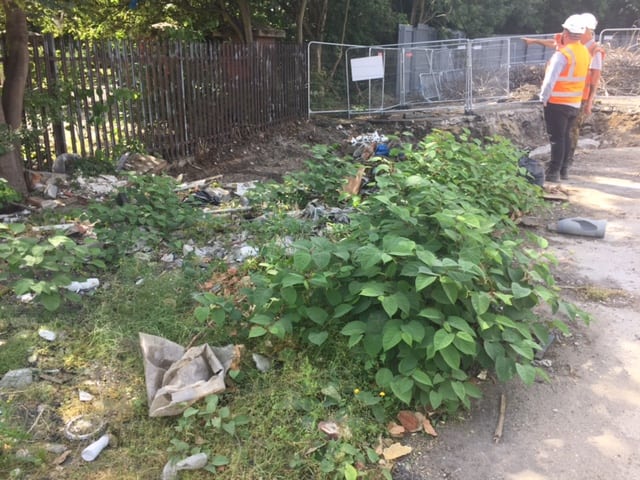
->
[0,223,107,311]
[0,178,22,210]
[197,130,589,413]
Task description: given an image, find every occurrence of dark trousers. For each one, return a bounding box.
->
[543,103,579,178]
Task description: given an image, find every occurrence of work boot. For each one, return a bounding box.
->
[546,171,560,182]
[560,169,569,180]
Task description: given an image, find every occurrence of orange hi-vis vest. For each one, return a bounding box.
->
[583,40,606,101]
[548,42,590,107]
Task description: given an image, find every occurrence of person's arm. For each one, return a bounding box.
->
[540,52,567,105]
[584,51,603,115]
[522,37,557,48]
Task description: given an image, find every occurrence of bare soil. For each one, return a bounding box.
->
[185,97,640,480]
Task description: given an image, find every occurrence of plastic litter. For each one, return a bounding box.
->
[161,452,209,480]
[66,278,100,293]
[555,217,607,238]
[81,433,110,462]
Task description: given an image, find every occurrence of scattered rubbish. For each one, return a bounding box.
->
[382,442,412,461]
[0,368,34,390]
[66,278,100,293]
[234,245,259,262]
[518,155,545,186]
[553,217,607,238]
[493,393,507,444]
[397,410,421,433]
[318,421,341,440]
[139,333,239,417]
[343,167,367,195]
[17,293,35,303]
[52,153,81,174]
[116,152,168,174]
[81,433,110,461]
[64,414,107,441]
[79,390,95,402]
[252,353,272,372]
[38,328,57,342]
[190,189,221,205]
[387,421,405,437]
[161,452,209,480]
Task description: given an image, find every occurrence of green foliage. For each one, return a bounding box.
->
[0,222,107,311]
[247,143,358,209]
[199,130,588,414]
[80,174,207,261]
[0,178,22,208]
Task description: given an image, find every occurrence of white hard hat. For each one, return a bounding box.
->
[562,14,586,34]
[581,13,598,31]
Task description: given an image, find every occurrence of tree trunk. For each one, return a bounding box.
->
[295,0,308,46]
[237,0,253,43]
[0,0,29,195]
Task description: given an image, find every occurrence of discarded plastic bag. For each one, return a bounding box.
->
[139,333,238,417]
[161,452,209,480]
[555,217,607,238]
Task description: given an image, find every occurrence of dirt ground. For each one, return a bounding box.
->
[189,97,640,480]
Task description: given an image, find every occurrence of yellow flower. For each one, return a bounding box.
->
[353,388,360,395]
[379,391,386,397]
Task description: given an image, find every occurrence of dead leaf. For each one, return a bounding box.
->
[397,410,421,433]
[422,418,438,437]
[343,167,366,195]
[52,450,71,465]
[387,421,406,437]
[382,442,412,461]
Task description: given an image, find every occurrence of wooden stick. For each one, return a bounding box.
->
[494,393,506,443]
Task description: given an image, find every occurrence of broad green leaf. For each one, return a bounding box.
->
[484,340,505,361]
[282,272,305,288]
[40,292,61,311]
[412,369,433,387]
[440,277,459,304]
[375,368,393,387]
[348,333,363,348]
[363,333,383,357]
[401,321,426,344]
[381,295,398,317]
[281,286,297,306]
[453,333,477,355]
[210,455,230,466]
[495,355,515,382]
[510,342,535,361]
[183,407,199,418]
[382,322,403,351]
[251,314,273,326]
[390,377,414,405]
[451,381,466,401]
[248,325,267,338]
[312,251,332,269]
[383,235,416,256]
[464,382,483,398]
[194,306,210,322]
[308,330,329,346]
[439,345,461,369]
[341,321,367,336]
[416,274,437,291]
[360,282,386,297]
[48,235,73,247]
[446,316,476,336]
[305,306,329,325]
[333,303,353,318]
[511,282,533,299]
[13,278,35,295]
[471,291,491,315]
[419,307,444,322]
[398,355,418,375]
[344,463,358,480]
[293,251,312,271]
[433,329,455,351]
[429,389,443,409]
[515,363,537,385]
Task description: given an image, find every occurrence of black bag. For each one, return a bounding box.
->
[518,156,545,187]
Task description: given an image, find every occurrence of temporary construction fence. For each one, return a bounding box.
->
[1,34,307,171]
[308,28,640,117]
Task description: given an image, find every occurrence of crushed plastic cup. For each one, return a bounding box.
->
[81,433,110,461]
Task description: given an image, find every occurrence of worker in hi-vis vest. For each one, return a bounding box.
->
[539,15,591,183]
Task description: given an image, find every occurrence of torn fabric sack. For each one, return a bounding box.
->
[139,333,237,417]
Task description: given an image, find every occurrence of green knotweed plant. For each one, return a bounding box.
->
[195,130,590,413]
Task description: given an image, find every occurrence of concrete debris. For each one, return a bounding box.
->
[0,368,34,390]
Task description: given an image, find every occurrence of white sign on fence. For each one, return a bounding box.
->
[350,55,384,82]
